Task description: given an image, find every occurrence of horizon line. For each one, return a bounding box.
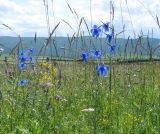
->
[0,35,160,39]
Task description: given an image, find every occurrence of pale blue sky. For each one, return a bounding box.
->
[0,0,160,38]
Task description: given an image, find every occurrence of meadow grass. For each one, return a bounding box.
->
[0,60,160,133]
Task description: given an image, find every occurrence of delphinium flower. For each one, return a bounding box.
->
[18,50,26,67]
[18,79,27,86]
[18,50,25,56]
[106,34,113,43]
[101,23,116,55]
[81,51,89,62]
[101,22,113,44]
[26,48,35,68]
[26,48,34,55]
[96,64,109,77]
[27,56,35,64]
[91,25,101,38]
[18,48,35,87]
[102,22,110,32]
[19,55,27,64]
[90,50,102,60]
[18,62,27,70]
[90,21,116,77]
[107,44,116,55]
[19,48,35,69]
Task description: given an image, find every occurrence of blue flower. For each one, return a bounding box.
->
[90,50,102,60]
[91,25,101,38]
[106,34,112,43]
[81,51,89,62]
[96,64,109,76]
[27,56,35,63]
[18,80,27,86]
[19,55,27,63]
[18,63,27,70]
[18,50,25,56]
[102,22,110,32]
[26,48,34,55]
[107,44,116,55]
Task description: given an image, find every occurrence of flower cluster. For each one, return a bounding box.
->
[81,21,117,77]
[39,61,59,86]
[81,49,109,77]
[91,22,116,55]
[18,48,35,86]
[81,50,103,63]
[18,49,35,71]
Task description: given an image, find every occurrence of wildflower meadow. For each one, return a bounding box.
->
[0,0,160,133]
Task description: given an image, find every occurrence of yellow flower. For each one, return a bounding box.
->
[39,61,59,86]
[48,64,52,69]
[40,72,51,83]
[41,61,48,68]
[52,68,58,76]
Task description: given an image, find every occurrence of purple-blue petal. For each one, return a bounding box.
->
[81,51,89,62]
[96,64,109,77]
[91,25,101,38]
[18,79,27,86]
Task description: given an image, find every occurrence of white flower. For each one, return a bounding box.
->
[133,74,137,77]
[81,108,95,112]
[0,48,4,52]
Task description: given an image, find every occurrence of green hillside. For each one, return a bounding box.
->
[0,36,160,59]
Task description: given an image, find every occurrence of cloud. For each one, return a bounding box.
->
[0,0,159,38]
